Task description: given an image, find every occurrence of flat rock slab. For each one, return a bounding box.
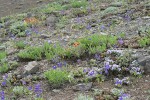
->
[24,61,39,74]
[72,82,92,91]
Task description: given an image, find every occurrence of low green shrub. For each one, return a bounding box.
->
[18,46,43,60]
[0,62,9,73]
[74,94,94,100]
[138,37,150,47]
[44,68,69,88]
[70,0,88,8]
[15,41,26,49]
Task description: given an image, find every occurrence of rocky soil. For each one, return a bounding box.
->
[0,0,150,100]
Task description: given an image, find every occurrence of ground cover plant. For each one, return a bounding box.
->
[0,0,150,100]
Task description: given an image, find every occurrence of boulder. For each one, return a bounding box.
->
[138,55,150,74]
[24,61,39,74]
[72,82,92,91]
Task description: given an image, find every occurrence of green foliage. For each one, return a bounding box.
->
[72,8,88,17]
[18,46,43,60]
[116,51,133,67]
[10,21,28,34]
[70,0,88,8]
[39,2,64,14]
[0,62,9,73]
[15,41,26,49]
[9,61,19,70]
[102,7,119,15]
[55,16,69,29]
[63,34,118,58]
[13,86,29,96]
[44,42,64,60]
[18,42,64,61]
[74,94,94,100]
[138,37,150,47]
[44,68,69,88]
[111,88,124,97]
[0,51,6,60]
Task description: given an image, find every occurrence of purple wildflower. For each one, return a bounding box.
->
[122,77,130,85]
[25,29,31,36]
[52,66,57,69]
[28,86,32,91]
[47,40,51,44]
[88,70,95,76]
[100,25,106,31]
[104,62,110,74]
[86,23,91,30]
[83,69,87,73]
[77,59,82,64]
[118,93,130,100]
[1,81,6,87]
[94,54,101,60]
[34,83,42,98]
[57,62,62,67]
[63,62,67,67]
[0,91,5,100]
[114,78,123,87]
[111,64,121,71]
[2,74,8,80]
[21,80,26,85]
[118,38,124,45]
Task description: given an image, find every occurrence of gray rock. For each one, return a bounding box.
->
[72,82,92,91]
[40,34,51,38]
[45,15,57,27]
[52,89,61,93]
[138,55,150,74]
[24,61,39,74]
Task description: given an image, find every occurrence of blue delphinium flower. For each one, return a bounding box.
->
[47,40,51,44]
[28,86,32,91]
[21,80,26,85]
[88,70,95,76]
[1,81,6,87]
[1,74,8,87]
[118,93,130,100]
[25,29,31,36]
[57,62,62,67]
[100,25,106,31]
[122,77,130,85]
[114,78,123,87]
[94,54,101,60]
[0,91,5,100]
[52,65,57,69]
[2,74,8,80]
[104,62,111,74]
[118,38,124,45]
[77,59,82,64]
[111,64,121,71]
[130,67,142,76]
[86,23,91,30]
[34,83,42,98]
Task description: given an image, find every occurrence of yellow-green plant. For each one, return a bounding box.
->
[44,68,69,88]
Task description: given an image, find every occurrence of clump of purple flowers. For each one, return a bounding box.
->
[130,67,143,76]
[111,64,121,71]
[0,91,5,100]
[104,61,111,74]
[1,74,8,87]
[118,93,130,100]
[52,62,66,70]
[34,83,43,98]
[88,70,97,76]
[114,77,130,87]
[118,38,124,45]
